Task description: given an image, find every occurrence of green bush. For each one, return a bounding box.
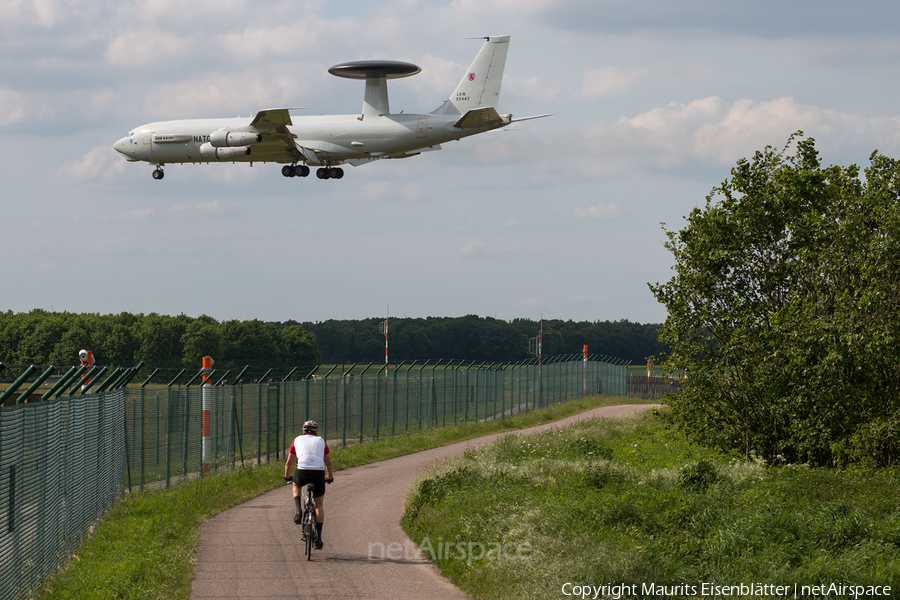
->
[678,458,719,491]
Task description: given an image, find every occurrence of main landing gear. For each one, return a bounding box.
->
[152,167,165,180]
[316,167,344,180]
[282,165,343,179]
[282,165,310,178]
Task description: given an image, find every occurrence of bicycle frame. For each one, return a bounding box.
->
[303,483,317,561]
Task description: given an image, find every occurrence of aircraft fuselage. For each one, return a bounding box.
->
[113,111,510,167]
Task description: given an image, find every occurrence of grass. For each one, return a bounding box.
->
[33,394,645,600]
[402,410,900,600]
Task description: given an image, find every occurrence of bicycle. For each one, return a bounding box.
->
[286,476,333,561]
[300,483,317,560]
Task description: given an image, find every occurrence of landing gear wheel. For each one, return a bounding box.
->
[316,168,329,180]
[329,167,344,179]
[152,168,165,180]
[298,165,310,177]
[282,165,296,177]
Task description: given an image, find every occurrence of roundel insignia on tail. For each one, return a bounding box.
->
[468,73,476,81]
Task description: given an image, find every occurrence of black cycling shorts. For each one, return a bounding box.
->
[293,469,326,498]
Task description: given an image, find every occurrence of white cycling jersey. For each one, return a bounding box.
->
[289,434,329,470]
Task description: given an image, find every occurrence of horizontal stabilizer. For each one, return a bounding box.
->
[453,107,507,129]
[511,113,555,123]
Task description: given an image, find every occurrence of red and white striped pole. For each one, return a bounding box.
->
[384,307,389,383]
[201,355,214,475]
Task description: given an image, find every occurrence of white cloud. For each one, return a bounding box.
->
[168,201,223,216]
[566,203,621,220]
[459,241,487,258]
[508,75,560,104]
[359,181,392,202]
[116,208,155,222]
[106,31,197,68]
[400,184,421,201]
[571,96,900,175]
[0,88,27,126]
[577,66,649,99]
[57,147,125,181]
[0,0,101,27]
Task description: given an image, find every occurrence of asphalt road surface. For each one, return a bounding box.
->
[190,403,658,599]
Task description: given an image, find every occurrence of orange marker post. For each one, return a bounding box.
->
[201,356,214,475]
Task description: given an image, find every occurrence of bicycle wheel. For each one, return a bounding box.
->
[304,488,315,561]
[304,513,313,561]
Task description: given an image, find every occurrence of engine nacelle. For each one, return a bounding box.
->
[200,143,252,160]
[209,131,262,148]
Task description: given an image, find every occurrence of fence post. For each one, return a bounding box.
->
[357,363,372,443]
[393,361,405,436]
[371,364,384,438]
[0,365,37,405]
[341,364,356,447]
[319,365,337,441]
[14,365,56,405]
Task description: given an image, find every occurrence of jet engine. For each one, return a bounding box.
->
[200,143,252,160]
[209,131,262,147]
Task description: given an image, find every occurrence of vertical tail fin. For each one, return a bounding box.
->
[432,36,510,116]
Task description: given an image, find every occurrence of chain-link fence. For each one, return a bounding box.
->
[0,390,124,600]
[0,356,625,600]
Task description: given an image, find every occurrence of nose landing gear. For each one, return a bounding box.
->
[152,167,165,180]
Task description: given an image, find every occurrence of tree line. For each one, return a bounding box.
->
[0,310,667,378]
[0,310,321,371]
[284,316,666,365]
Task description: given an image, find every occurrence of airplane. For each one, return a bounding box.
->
[113,35,549,180]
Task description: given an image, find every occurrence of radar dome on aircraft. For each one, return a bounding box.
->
[328,60,422,119]
[327,60,421,79]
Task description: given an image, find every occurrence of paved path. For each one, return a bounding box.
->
[191,404,658,599]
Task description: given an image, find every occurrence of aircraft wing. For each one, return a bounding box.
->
[245,108,306,162]
[249,108,301,132]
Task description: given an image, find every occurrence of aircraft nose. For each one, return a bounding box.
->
[113,137,128,155]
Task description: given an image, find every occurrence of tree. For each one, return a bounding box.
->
[16,311,67,364]
[134,313,188,365]
[221,319,282,362]
[279,325,321,365]
[181,316,223,368]
[49,318,93,365]
[650,134,900,466]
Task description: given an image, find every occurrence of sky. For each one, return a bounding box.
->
[2,0,899,326]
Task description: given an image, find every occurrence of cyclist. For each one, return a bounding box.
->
[284,420,334,549]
